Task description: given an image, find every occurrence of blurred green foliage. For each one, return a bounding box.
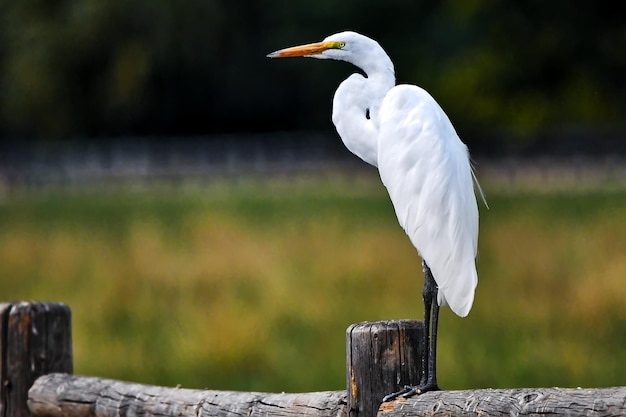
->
[0,1,624,140]
[1,176,625,391]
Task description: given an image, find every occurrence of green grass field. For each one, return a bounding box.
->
[1,173,625,392]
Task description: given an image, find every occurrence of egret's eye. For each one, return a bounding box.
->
[338,41,346,48]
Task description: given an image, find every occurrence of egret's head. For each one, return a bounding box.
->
[267,31,393,75]
[267,31,379,61]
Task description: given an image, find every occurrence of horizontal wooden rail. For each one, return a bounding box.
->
[379,386,626,416]
[29,374,626,417]
[28,373,347,417]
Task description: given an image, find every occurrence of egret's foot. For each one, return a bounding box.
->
[401,382,440,398]
[382,383,440,402]
[382,386,413,402]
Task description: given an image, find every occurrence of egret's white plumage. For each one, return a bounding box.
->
[378,85,479,317]
[268,31,483,395]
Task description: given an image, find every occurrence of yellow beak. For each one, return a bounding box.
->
[267,41,340,58]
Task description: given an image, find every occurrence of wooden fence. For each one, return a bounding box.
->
[1,302,625,417]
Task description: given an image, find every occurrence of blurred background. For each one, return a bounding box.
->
[1,0,625,393]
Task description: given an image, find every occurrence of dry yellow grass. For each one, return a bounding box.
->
[1,176,624,392]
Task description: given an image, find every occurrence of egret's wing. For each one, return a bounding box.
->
[377,85,479,317]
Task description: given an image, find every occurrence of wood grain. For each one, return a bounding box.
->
[379,386,626,416]
[346,320,422,417]
[1,302,72,417]
[28,373,347,417]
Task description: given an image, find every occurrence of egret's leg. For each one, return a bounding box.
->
[422,271,440,392]
[419,261,434,387]
[399,262,440,397]
[382,261,441,402]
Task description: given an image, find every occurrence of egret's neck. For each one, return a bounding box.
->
[332,60,395,167]
[364,68,396,113]
[361,53,395,86]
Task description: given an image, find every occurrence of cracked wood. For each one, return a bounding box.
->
[379,387,626,416]
[28,373,348,417]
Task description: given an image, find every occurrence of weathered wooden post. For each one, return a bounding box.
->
[346,320,423,417]
[0,302,73,417]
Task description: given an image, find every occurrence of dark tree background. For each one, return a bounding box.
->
[1,0,624,147]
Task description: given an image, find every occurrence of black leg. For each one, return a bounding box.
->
[420,260,434,387]
[420,262,440,393]
[382,261,441,402]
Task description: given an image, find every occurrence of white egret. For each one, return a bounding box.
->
[268,31,484,399]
